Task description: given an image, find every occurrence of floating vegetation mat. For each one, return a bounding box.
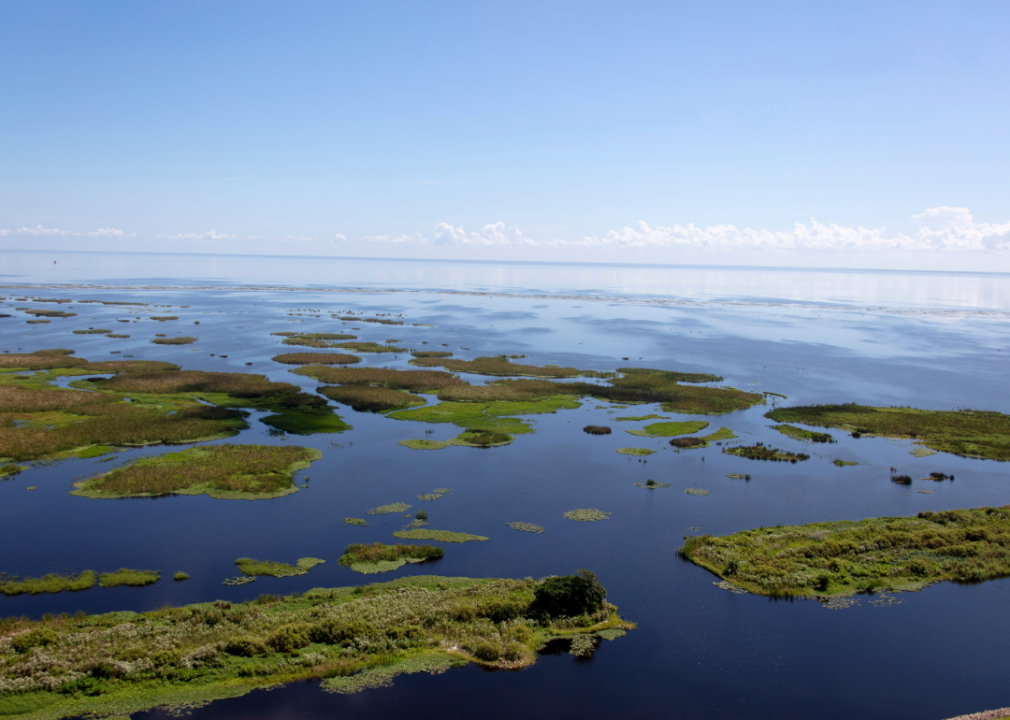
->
[338,542,443,574]
[680,506,1010,598]
[726,474,751,480]
[73,445,322,500]
[0,571,97,596]
[150,336,196,345]
[344,518,368,526]
[222,576,256,586]
[98,569,160,588]
[399,439,450,450]
[272,352,360,365]
[173,572,190,581]
[634,480,671,489]
[615,414,669,422]
[684,488,710,496]
[235,557,325,578]
[911,447,938,457]
[772,424,836,443]
[507,522,545,534]
[616,447,654,456]
[369,502,412,515]
[418,490,448,501]
[723,444,809,463]
[766,404,1010,461]
[72,329,112,335]
[626,420,708,438]
[392,529,488,543]
[564,509,611,522]
[833,459,859,467]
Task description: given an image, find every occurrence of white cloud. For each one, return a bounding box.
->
[360,231,431,245]
[86,227,134,237]
[162,229,237,241]
[433,221,534,246]
[334,233,347,241]
[15,225,78,236]
[8,225,134,238]
[911,207,1010,251]
[0,229,8,236]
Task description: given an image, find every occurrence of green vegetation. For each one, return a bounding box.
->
[616,447,654,456]
[151,337,196,345]
[507,522,544,534]
[330,341,401,354]
[174,572,190,581]
[727,474,751,480]
[98,569,161,588]
[411,350,452,358]
[74,445,113,459]
[684,488,710,496]
[293,365,465,393]
[409,355,614,379]
[564,509,611,522]
[72,445,322,500]
[72,329,112,335]
[766,404,1010,461]
[0,571,97,596]
[0,350,87,371]
[25,309,76,318]
[772,424,836,443]
[272,353,360,365]
[723,444,810,462]
[25,319,50,324]
[319,385,424,412]
[399,439,450,450]
[392,529,488,543]
[0,573,632,717]
[615,414,669,421]
[281,334,357,348]
[0,463,25,478]
[151,316,178,321]
[388,401,532,435]
[344,518,368,526]
[338,543,443,574]
[106,333,130,338]
[670,426,736,449]
[235,558,325,578]
[680,505,1010,598]
[369,502,412,515]
[833,459,859,467]
[583,425,612,435]
[450,430,513,447]
[911,447,938,457]
[634,479,670,489]
[626,420,708,438]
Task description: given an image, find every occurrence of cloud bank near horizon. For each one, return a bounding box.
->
[3,207,1009,253]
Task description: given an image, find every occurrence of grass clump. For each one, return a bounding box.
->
[272,352,360,365]
[507,522,545,534]
[0,571,97,596]
[281,333,357,348]
[583,425,612,435]
[399,439,450,450]
[634,479,671,489]
[25,309,76,318]
[150,316,178,321]
[833,459,859,467]
[98,569,161,588]
[449,430,513,447]
[72,444,322,500]
[411,350,453,358]
[680,505,1010,598]
[235,557,325,577]
[72,329,112,335]
[727,473,751,480]
[369,502,412,515]
[0,463,26,478]
[0,350,87,371]
[292,365,465,393]
[615,414,669,421]
[766,404,1010,461]
[626,420,708,438]
[174,572,190,581]
[344,518,368,526]
[388,401,532,435]
[772,424,836,443]
[616,447,654,456]
[106,334,130,338]
[564,509,611,522]
[319,385,424,412]
[150,337,196,345]
[392,529,488,543]
[670,426,736,449]
[409,355,614,379]
[684,488,709,496]
[338,543,443,574]
[723,443,810,463]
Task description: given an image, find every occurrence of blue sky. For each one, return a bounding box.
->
[2,1,1009,268]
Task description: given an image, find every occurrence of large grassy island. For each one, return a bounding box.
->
[0,572,632,719]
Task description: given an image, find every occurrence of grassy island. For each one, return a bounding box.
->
[772,424,836,443]
[723,444,809,462]
[0,573,632,718]
[272,353,360,366]
[766,404,1010,460]
[626,420,708,438]
[680,505,1010,598]
[150,337,196,345]
[337,543,443,574]
[71,445,322,500]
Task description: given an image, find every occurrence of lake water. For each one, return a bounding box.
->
[1,251,1009,720]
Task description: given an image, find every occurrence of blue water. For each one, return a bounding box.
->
[1,253,1009,719]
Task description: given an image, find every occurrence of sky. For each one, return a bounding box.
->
[2,1,1009,270]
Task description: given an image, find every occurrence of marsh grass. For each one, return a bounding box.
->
[150,337,196,345]
[616,448,654,456]
[615,414,669,421]
[391,529,488,543]
[272,353,360,365]
[173,572,190,581]
[72,329,112,335]
[0,463,26,478]
[833,459,859,467]
[633,480,671,489]
[399,439,450,450]
[150,317,178,322]
[767,404,1010,461]
[0,571,97,596]
[411,351,453,358]
[369,502,412,515]
[507,522,544,534]
[292,366,465,393]
[25,310,76,318]
[564,509,611,522]
[98,569,161,588]
[25,320,50,324]
[684,488,710,496]
[338,543,443,573]
[772,424,836,443]
[235,558,325,577]
[680,505,1010,598]
[344,518,368,526]
[73,445,321,499]
[388,402,531,435]
[627,420,708,438]
[319,385,424,412]
[726,474,751,480]
[583,425,612,435]
[449,430,513,447]
[723,444,810,463]
[409,355,614,379]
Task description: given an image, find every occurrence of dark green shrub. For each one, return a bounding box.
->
[12,627,57,653]
[58,677,105,696]
[510,625,533,643]
[223,637,267,657]
[266,624,311,653]
[813,575,830,592]
[384,625,424,641]
[503,641,526,661]
[473,641,501,661]
[308,618,377,645]
[152,649,182,666]
[114,647,147,662]
[449,604,477,622]
[479,599,527,623]
[531,569,607,619]
[91,661,127,679]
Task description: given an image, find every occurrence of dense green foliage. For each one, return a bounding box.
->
[0,571,97,596]
[766,404,1010,460]
[772,424,836,443]
[98,569,161,588]
[531,570,607,619]
[338,543,443,573]
[73,445,321,499]
[319,384,424,412]
[392,529,488,543]
[626,420,708,437]
[235,558,325,577]
[681,506,1010,597]
[723,444,810,462]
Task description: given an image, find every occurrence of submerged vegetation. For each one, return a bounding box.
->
[337,543,443,574]
[681,506,1010,598]
[72,445,322,500]
[0,574,631,718]
[723,444,810,463]
[766,404,1010,461]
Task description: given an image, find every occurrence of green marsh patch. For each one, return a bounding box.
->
[564,509,611,522]
[627,420,709,438]
[392,529,488,543]
[772,424,836,443]
[616,447,654,456]
[235,557,325,577]
[72,444,321,500]
[833,459,859,467]
[272,352,361,365]
[723,444,809,462]
[615,414,669,421]
[766,404,1010,461]
[338,542,443,574]
[409,355,614,379]
[0,571,97,596]
[98,569,160,588]
[369,502,412,515]
[507,522,544,534]
[72,329,112,335]
[150,336,196,345]
[399,439,450,450]
[320,384,424,412]
[680,505,1010,598]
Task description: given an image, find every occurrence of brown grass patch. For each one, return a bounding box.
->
[151,337,196,345]
[272,353,361,365]
[291,366,464,393]
[319,385,425,412]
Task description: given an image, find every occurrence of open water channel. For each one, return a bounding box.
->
[1,252,1008,719]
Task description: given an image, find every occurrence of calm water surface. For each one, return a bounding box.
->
[1,253,1008,719]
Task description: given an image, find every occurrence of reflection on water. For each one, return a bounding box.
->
[1,250,1008,311]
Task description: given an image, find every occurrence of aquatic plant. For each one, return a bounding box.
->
[150,316,178,321]
[0,571,97,596]
[417,492,445,501]
[338,543,443,574]
[392,529,488,543]
[680,505,1010,598]
[0,464,25,478]
[72,445,321,500]
[98,569,161,588]
[634,479,671,489]
[389,401,532,435]
[450,429,513,447]
[150,337,196,345]
[25,309,76,318]
[564,509,611,522]
[766,404,1010,461]
[583,425,612,435]
[616,447,654,456]
[669,437,706,448]
[627,420,708,438]
[173,572,190,581]
[410,355,614,379]
[891,474,913,485]
[833,459,859,467]
[726,474,751,480]
[723,444,810,463]
[399,439,450,450]
[684,488,710,496]
[615,414,669,421]
[319,384,424,412]
[507,522,544,534]
[235,557,325,577]
[106,333,130,338]
[344,518,368,527]
[411,351,453,358]
[772,424,836,443]
[368,502,412,515]
[72,329,112,335]
[272,352,360,365]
